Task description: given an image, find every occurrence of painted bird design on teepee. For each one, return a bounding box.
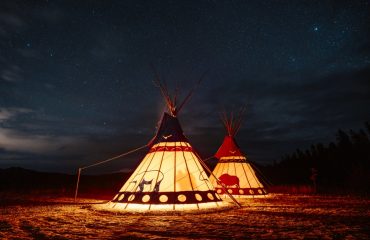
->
[162,134,172,140]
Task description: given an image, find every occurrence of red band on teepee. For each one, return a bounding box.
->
[149,145,193,153]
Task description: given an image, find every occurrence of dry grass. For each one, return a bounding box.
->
[0,194,369,239]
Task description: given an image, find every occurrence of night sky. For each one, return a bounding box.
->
[1,0,369,173]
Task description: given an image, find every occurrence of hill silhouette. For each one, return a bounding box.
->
[0,167,129,201]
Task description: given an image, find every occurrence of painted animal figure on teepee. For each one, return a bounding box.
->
[99,74,235,211]
[210,108,268,198]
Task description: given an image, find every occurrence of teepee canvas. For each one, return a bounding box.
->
[104,77,229,211]
[210,110,267,198]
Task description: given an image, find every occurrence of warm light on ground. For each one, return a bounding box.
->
[0,194,369,239]
[94,200,232,212]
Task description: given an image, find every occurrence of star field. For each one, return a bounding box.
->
[0,0,369,173]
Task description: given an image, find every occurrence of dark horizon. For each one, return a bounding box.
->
[1,0,370,174]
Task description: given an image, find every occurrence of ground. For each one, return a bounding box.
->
[0,194,369,239]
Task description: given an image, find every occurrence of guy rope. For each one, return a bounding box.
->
[74,144,148,201]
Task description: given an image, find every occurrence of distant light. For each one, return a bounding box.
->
[313,26,319,31]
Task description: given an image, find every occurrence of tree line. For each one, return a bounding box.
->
[264,122,370,194]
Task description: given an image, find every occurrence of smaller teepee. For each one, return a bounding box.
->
[210,109,267,197]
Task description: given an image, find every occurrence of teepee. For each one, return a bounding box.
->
[210,109,267,198]
[103,76,230,211]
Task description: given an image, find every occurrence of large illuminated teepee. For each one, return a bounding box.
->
[102,77,230,211]
[210,110,267,198]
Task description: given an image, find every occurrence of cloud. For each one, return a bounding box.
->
[0,108,32,122]
[0,127,85,154]
[0,108,87,155]
[1,65,23,83]
[0,13,25,28]
[0,10,26,38]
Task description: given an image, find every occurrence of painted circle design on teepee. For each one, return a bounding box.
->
[178,194,187,202]
[217,189,222,194]
[142,195,150,203]
[249,189,254,194]
[227,189,233,194]
[128,194,135,201]
[207,193,214,200]
[195,193,202,201]
[258,189,263,194]
[239,189,244,194]
[118,194,125,201]
[159,195,168,203]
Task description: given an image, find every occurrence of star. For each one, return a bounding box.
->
[289,56,296,62]
[313,26,319,31]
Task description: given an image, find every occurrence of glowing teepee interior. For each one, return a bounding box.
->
[210,109,268,198]
[104,75,230,211]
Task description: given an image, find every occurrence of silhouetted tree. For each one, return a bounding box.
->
[269,122,370,194]
[365,121,370,137]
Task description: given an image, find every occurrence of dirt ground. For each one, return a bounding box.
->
[0,194,369,239]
